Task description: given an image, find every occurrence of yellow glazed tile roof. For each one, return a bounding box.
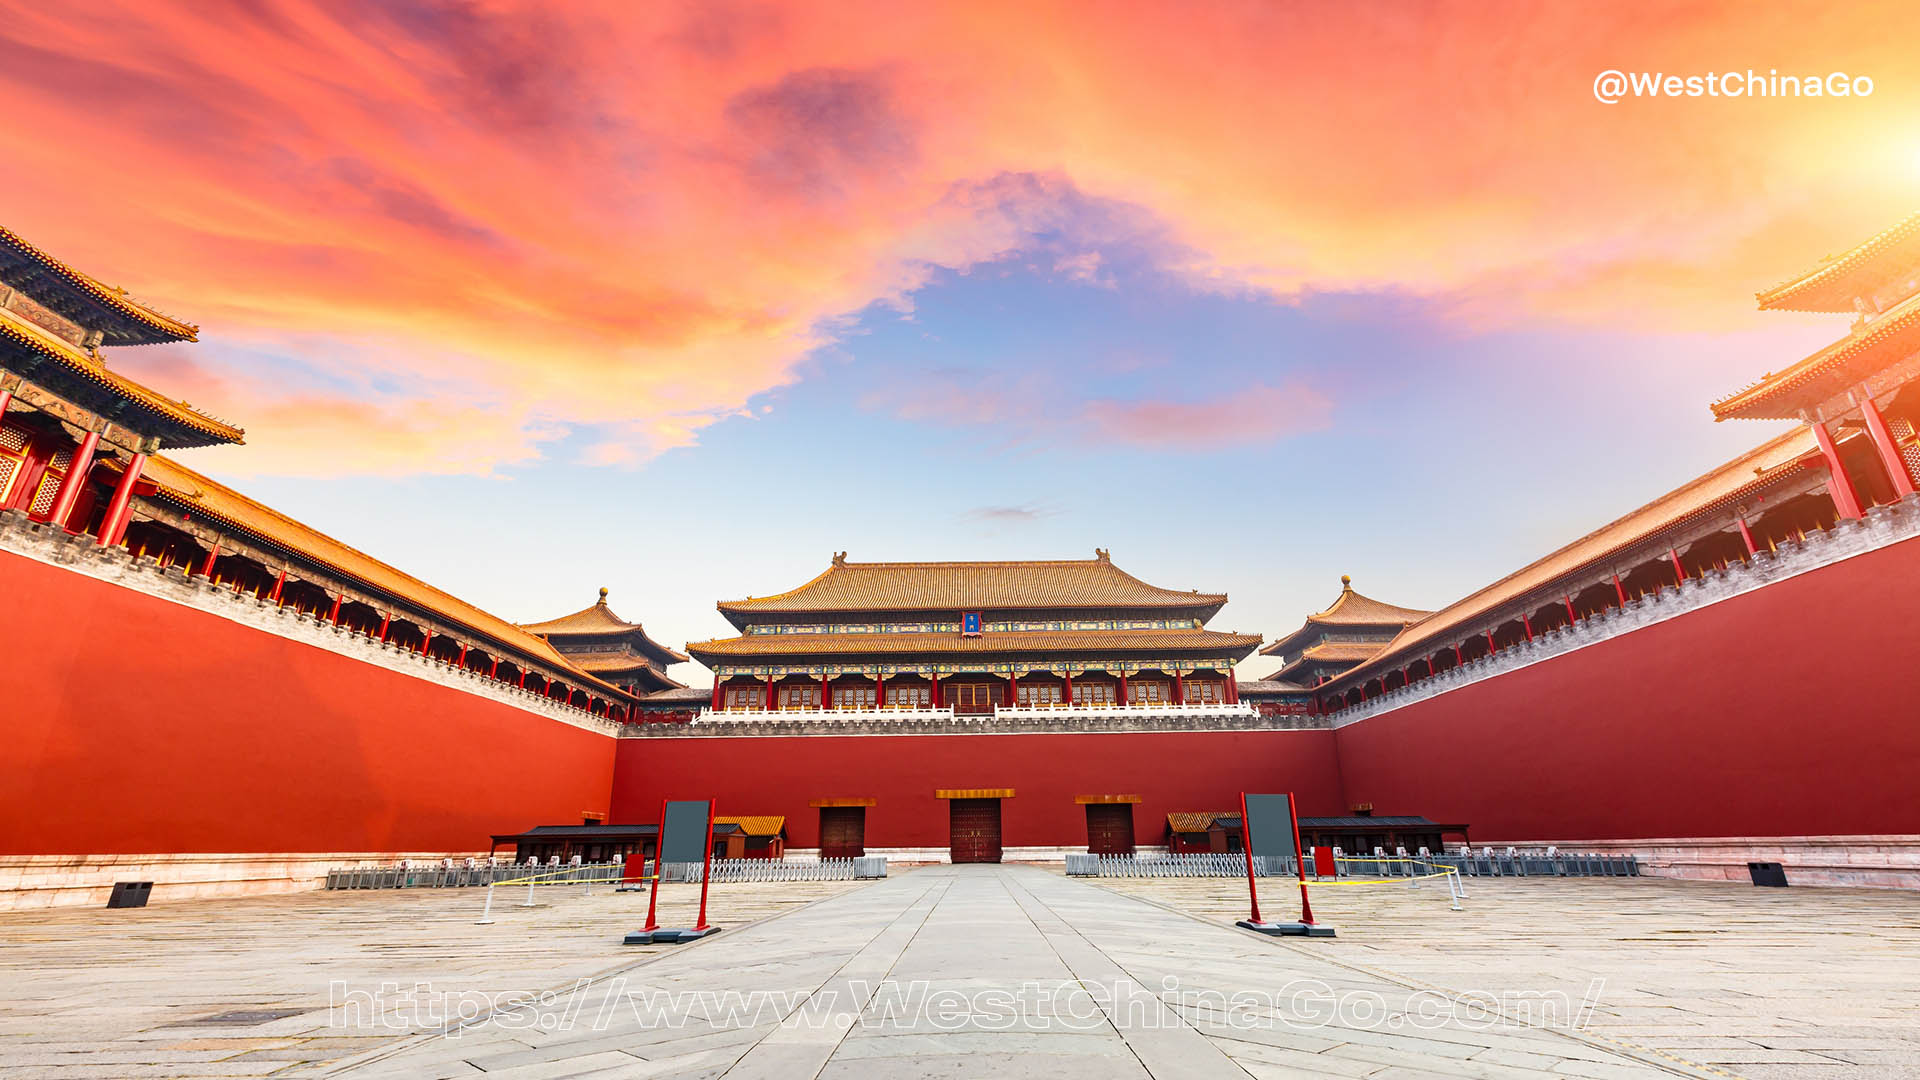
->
[0,306,243,447]
[0,225,198,344]
[713,815,786,837]
[1755,211,1920,313]
[718,551,1226,622]
[520,588,690,663]
[139,455,634,700]
[688,627,1263,658]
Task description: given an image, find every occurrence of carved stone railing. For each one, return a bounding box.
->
[1327,492,1920,729]
[0,512,621,736]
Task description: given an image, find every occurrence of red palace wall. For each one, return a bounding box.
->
[1333,536,1920,843]
[611,729,1342,851]
[0,552,617,856]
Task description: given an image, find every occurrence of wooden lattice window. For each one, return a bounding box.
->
[778,684,820,709]
[724,686,765,710]
[1184,679,1226,704]
[1130,680,1171,703]
[949,683,994,708]
[886,684,930,707]
[26,447,71,517]
[834,684,876,709]
[0,424,28,507]
[1018,682,1063,706]
[1076,681,1118,704]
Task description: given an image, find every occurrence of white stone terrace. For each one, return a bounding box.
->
[623,699,1327,737]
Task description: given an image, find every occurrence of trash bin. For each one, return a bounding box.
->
[107,881,154,908]
[1747,861,1789,887]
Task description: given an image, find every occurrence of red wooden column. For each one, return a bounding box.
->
[196,543,221,579]
[1225,675,1239,704]
[876,675,886,708]
[327,592,343,624]
[1812,420,1866,518]
[931,674,941,707]
[269,569,287,606]
[45,429,100,532]
[1520,614,1534,642]
[764,675,775,710]
[1563,595,1578,623]
[95,451,147,546]
[1118,672,1129,705]
[1063,671,1073,704]
[1860,396,1918,498]
[0,387,12,421]
[710,681,723,711]
[1006,672,1018,707]
[1172,671,1184,704]
[1612,573,1628,605]
[1668,548,1687,583]
[1736,516,1759,557]
[820,674,831,710]
[378,613,391,641]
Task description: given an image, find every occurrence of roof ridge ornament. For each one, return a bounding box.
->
[832,551,847,567]
[1094,547,1109,562]
[597,586,609,605]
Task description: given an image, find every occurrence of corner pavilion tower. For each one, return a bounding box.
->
[521,588,688,696]
[687,550,1262,714]
[1258,575,1429,687]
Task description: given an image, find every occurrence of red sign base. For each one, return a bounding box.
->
[1237,919,1336,937]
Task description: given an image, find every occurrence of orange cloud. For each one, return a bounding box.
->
[1,2,1912,474]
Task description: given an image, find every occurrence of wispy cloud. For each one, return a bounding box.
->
[1,2,1911,476]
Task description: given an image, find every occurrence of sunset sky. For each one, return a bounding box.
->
[3,1,1915,677]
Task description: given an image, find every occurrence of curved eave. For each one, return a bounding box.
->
[0,226,198,344]
[1755,212,1920,313]
[687,631,1264,666]
[0,309,242,447]
[1712,292,1920,420]
[1328,441,1817,690]
[139,461,635,703]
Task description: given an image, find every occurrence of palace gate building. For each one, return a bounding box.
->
[5,213,1920,903]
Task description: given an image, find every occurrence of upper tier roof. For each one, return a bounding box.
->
[137,455,632,700]
[688,626,1262,660]
[716,550,1227,628]
[1,305,243,448]
[520,587,689,664]
[0,226,198,345]
[1756,212,1920,313]
[1259,576,1430,656]
[1712,285,1920,421]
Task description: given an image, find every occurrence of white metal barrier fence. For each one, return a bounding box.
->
[700,857,887,882]
[1065,849,1638,879]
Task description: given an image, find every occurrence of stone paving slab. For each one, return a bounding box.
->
[5,865,1917,1078]
[1089,871,1920,1079]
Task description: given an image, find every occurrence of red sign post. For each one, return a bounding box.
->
[1235,790,1335,938]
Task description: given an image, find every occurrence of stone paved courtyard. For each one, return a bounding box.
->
[0,865,1915,1078]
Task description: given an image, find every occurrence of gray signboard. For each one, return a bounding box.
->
[1242,793,1298,860]
[660,800,712,864]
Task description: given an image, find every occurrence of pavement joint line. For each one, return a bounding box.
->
[991,869,1151,1077]
[759,878,954,1077]
[1084,877,1747,1080]
[309,876,888,1078]
[1001,870,1258,1079]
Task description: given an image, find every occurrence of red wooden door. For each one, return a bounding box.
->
[1084,804,1135,855]
[819,807,866,859]
[949,799,1002,863]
